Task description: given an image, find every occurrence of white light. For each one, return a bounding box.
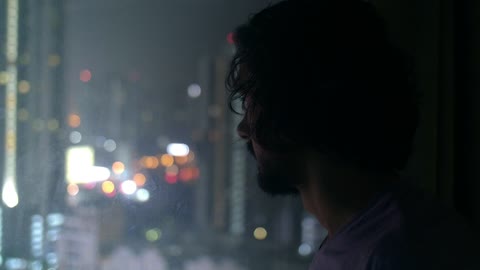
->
[69,131,82,144]
[187,83,201,98]
[47,213,65,227]
[166,143,190,156]
[65,146,96,184]
[2,179,18,208]
[136,188,150,202]
[298,243,313,256]
[104,139,117,152]
[70,166,111,184]
[121,180,137,195]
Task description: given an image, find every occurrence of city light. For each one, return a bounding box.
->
[227,32,235,44]
[47,119,59,131]
[67,183,79,196]
[80,69,92,82]
[18,80,30,94]
[136,188,150,202]
[112,161,125,175]
[175,155,188,165]
[102,181,115,194]
[69,131,82,144]
[142,156,159,169]
[133,173,146,187]
[68,114,81,128]
[160,154,174,167]
[47,54,61,67]
[65,146,95,184]
[121,180,137,195]
[253,227,268,240]
[167,143,189,156]
[165,173,177,184]
[179,168,193,182]
[298,243,313,256]
[187,83,202,98]
[104,139,117,152]
[4,0,19,212]
[2,179,18,208]
[145,228,161,242]
[67,166,110,184]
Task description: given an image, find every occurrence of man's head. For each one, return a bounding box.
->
[227,0,418,196]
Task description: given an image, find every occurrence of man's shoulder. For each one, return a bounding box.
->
[366,184,480,270]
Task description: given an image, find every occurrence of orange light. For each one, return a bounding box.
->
[67,183,79,196]
[133,173,146,187]
[112,161,125,175]
[102,181,115,194]
[80,69,92,82]
[68,114,81,128]
[143,156,159,169]
[175,155,188,165]
[160,154,174,167]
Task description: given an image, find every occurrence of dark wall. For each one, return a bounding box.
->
[372,0,480,226]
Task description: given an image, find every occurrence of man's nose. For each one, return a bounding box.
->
[237,117,250,140]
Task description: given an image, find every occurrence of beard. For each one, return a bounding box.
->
[247,141,301,196]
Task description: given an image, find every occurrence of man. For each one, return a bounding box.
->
[226,0,478,269]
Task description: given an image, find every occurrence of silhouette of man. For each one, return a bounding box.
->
[227,0,478,269]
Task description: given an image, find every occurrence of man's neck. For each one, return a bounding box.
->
[299,167,398,237]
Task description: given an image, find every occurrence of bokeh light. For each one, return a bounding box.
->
[227,32,235,44]
[254,227,268,240]
[166,143,189,156]
[145,228,161,242]
[121,180,137,195]
[142,156,159,169]
[69,131,82,144]
[80,69,92,82]
[165,173,177,184]
[47,119,59,131]
[160,154,174,167]
[187,83,201,98]
[179,168,193,182]
[67,183,79,196]
[136,188,150,202]
[133,173,146,187]
[298,243,313,256]
[68,114,81,128]
[175,155,188,165]
[102,181,115,194]
[48,54,61,67]
[18,80,30,94]
[104,139,117,152]
[112,161,125,175]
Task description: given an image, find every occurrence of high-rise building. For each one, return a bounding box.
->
[0,0,65,267]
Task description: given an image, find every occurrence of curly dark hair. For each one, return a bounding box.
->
[226,0,418,172]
